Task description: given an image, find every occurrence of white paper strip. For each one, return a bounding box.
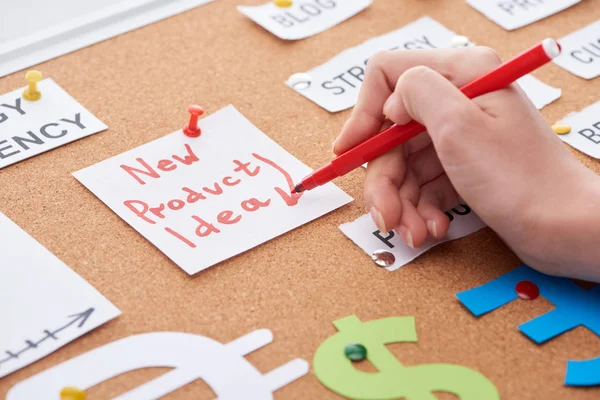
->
[556,100,600,159]
[466,0,581,31]
[516,74,561,110]
[339,205,486,271]
[0,0,216,78]
[285,17,457,113]
[553,20,600,80]
[0,78,107,169]
[238,0,372,40]
[0,212,120,378]
[7,330,309,399]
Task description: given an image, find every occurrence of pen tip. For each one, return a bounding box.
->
[293,183,305,193]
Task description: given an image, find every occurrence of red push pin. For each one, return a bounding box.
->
[183,105,204,137]
[516,280,540,300]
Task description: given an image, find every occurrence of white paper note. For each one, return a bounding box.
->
[285,17,457,113]
[238,0,371,40]
[74,105,352,275]
[0,0,216,78]
[553,20,600,79]
[516,74,561,109]
[0,78,107,169]
[466,0,581,31]
[0,212,120,378]
[556,100,600,159]
[339,205,486,271]
[7,330,309,400]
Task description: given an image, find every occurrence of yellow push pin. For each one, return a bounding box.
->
[60,386,86,400]
[274,0,293,7]
[22,70,43,101]
[552,123,571,135]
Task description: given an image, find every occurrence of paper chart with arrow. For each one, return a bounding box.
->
[0,212,120,378]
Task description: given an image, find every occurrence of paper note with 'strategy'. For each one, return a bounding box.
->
[0,78,107,169]
[74,105,353,275]
[0,212,120,379]
[466,0,581,31]
[556,100,600,159]
[237,0,371,40]
[553,20,600,79]
[339,205,486,271]
[286,17,457,113]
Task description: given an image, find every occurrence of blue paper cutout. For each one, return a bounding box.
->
[566,356,600,386]
[456,265,600,386]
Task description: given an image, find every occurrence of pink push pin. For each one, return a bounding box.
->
[183,105,204,137]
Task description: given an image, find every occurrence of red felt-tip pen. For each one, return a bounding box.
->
[293,38,561,193]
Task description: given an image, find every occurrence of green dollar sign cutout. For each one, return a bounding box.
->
[313,315,500,400]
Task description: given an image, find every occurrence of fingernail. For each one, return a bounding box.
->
[383,95,398,119]
[398,225,414,248]
[332,139,337,153]
[427,220,438,237]
[370,207,386,233]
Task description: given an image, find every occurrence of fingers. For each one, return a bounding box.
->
[364,147,406,233]
[334,46,502,155]
[417,175,460,241]
[396,66,488,161]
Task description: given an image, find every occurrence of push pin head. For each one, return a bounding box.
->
[274,0,293,7]
[22,70,43,101]
[183,105,204,138]
[60,386,86,400]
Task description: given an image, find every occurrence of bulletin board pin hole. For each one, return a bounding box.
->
[371,249,395,268]
[288,73,312,90]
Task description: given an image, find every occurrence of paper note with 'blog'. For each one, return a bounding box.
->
[74,105,353,275]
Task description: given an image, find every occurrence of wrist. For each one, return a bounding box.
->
[521,170,600,282]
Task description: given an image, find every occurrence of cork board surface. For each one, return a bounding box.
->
[1,0,599,398]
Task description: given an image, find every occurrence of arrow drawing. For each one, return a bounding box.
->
[0,308,95,368]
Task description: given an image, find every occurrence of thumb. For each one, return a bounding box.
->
[383,66,486,152]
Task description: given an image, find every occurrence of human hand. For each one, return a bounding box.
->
[333,47,600,281]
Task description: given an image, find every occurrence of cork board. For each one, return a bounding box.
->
[1,0,599,398]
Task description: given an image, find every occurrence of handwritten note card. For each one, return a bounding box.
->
[339,205,486,271]
[74,105,352,275]
[0,212,120,378]
[286,17,456,112]
[466,0,581,30]
[553,20,600,79]
[0,78,107,169]
[556,100,600,159]
[238,0,371,40]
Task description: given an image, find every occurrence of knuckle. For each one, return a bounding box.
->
[366,50,390,73]
[398,66,434,90]
[476,46,502,67]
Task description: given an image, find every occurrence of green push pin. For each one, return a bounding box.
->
[344,343,367,361]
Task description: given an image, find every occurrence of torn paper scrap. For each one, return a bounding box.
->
[74,105,353,275]
[553,20,600,80]
[238,0,371,40]
[516,75,561,110]
[0,212,120,378]
[0,78,107,169]
[339,205,486,271]
[285,16,456,113]
[556,100,600,159]
[466,0,581,31]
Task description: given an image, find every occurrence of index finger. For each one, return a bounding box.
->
[332,46,502,155]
